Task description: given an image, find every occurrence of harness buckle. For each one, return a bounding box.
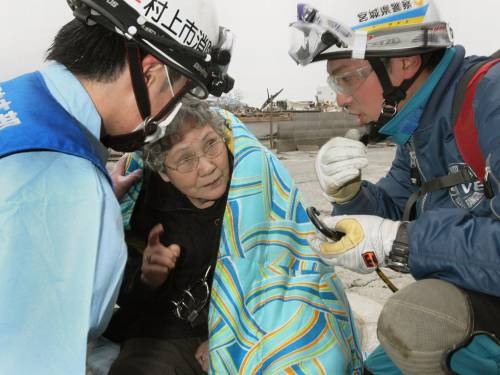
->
[461,165,477,182]
[380,100,398,117]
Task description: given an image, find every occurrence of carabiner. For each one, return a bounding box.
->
[306,206,344,242]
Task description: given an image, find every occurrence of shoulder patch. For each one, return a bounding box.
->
[448,163,485,209]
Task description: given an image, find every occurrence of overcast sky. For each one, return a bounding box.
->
[1,1,499,107]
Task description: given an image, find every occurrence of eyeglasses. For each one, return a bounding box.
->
[327,65,373,95]
[164,138,225,174]
[171,265,212,325]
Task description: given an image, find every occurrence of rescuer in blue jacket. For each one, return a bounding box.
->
[0,1,234,374]
[289,1,500,374]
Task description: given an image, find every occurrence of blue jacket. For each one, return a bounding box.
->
[0,64,126,374]
[333,46,500,298]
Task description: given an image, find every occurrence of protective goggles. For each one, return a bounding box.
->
[289,3,354,65]
[327,64,373,95]
[289,3,454,65]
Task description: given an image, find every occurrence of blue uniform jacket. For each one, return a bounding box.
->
[333,46,500,298]
[0,64,126,374]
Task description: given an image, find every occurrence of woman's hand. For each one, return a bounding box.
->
[141,223,181,288]
[195,340,209,372]
[110,154,142,201]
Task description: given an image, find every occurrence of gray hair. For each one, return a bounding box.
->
[143,97,227,173]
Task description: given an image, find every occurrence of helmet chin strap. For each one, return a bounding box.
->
[100,43,191,152]
[363,55,431,144]
[100,84,191,152]
[126,42,151,121]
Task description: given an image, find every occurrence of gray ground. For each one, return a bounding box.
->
[277,145,415,353]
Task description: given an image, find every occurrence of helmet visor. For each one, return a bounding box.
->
[289,3,354,65]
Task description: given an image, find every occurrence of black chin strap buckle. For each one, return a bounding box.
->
[381,100,398,118]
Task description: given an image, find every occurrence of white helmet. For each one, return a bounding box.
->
[289,0,453,65]
[67,0,234,97]
[66,0,234,152]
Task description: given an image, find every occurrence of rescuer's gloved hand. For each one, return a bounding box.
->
[309,215,401,274]
[315,137,368,203]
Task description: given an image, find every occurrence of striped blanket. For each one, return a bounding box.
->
[121,110,362,374]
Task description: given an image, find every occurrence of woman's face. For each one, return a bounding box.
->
[159,122,230,209]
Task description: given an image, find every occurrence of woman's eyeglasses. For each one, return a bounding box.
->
[164,138,225,174]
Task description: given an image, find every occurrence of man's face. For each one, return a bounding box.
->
[327,58,384,125]
[106,60,190,137]
[150,68,190,124]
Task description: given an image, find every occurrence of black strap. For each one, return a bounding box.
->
[368,54,432,109]
[100,83,191,152]
[403,167,477,221]
[402,51,500,220]
[100,122,155,152]
[368,58,407,105]
[410,165,421,187]
[126,42,151,120]
[365,54,433,143]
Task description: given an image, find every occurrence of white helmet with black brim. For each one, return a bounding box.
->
[289,0,453,65]
[67,0,235,151]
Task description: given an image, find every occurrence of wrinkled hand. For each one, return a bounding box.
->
[141,223,181,288]
[315,137,368,203]
[309,215,400,274]
[111,154,142,201]
[195,340,209,372]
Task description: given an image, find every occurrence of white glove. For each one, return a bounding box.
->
[315,137,368,203]
[309,215,401,274]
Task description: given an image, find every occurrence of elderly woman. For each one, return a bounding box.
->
[103,98,363,374]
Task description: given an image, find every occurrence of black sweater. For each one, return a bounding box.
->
[105,169,228,342]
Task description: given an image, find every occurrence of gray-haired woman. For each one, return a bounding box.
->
[95,96,362,375]
[105,98,233,375]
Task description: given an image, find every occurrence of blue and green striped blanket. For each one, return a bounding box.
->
[121,110,362,374]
